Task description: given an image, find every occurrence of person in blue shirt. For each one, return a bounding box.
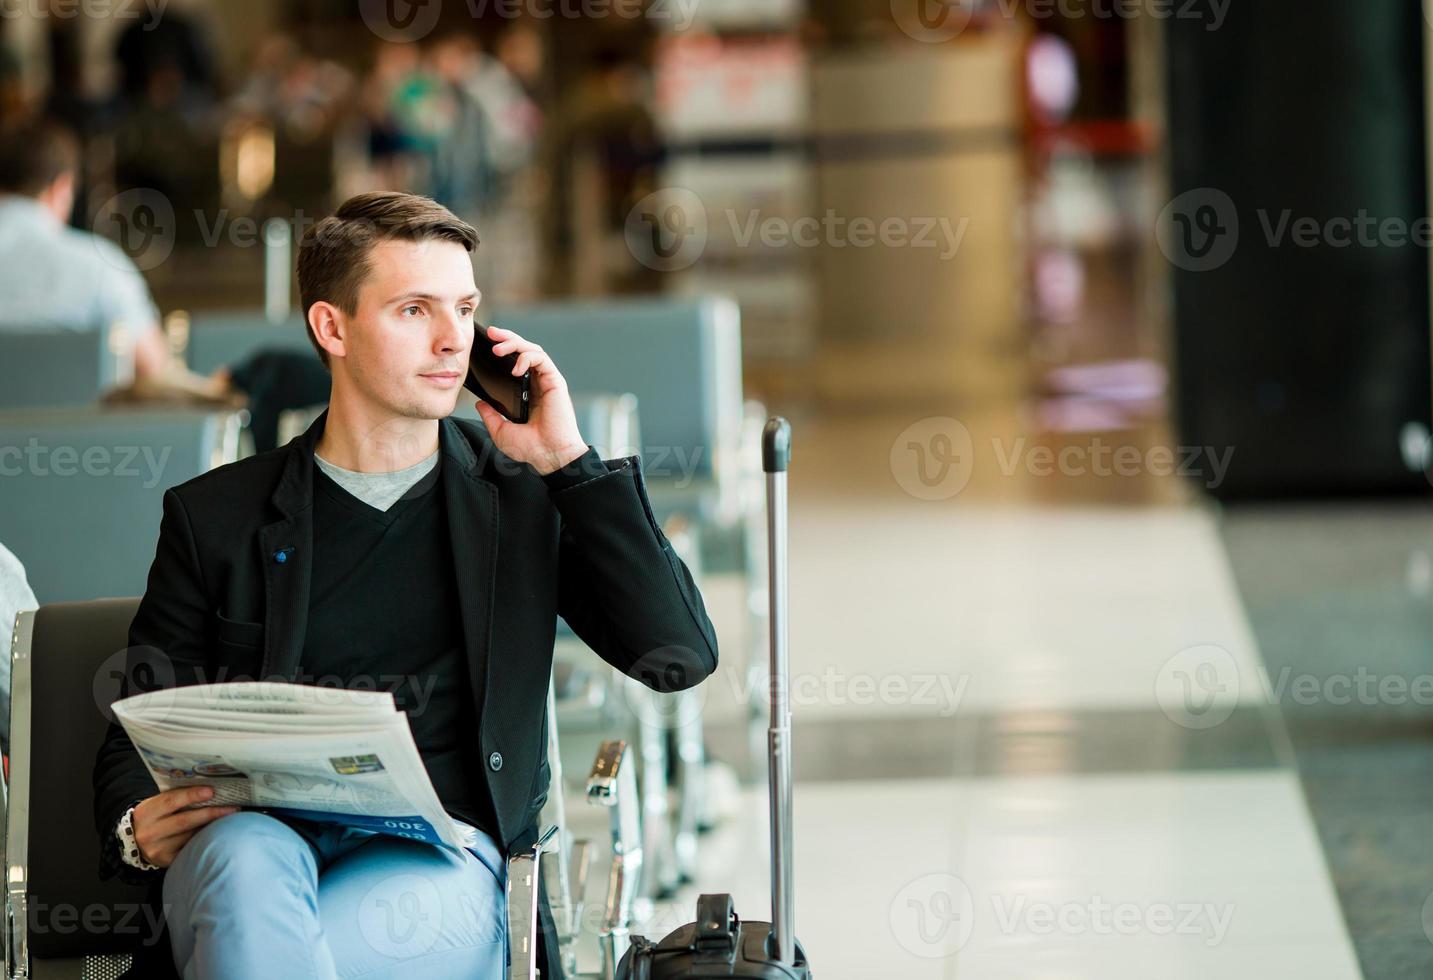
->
[0,119,169,380]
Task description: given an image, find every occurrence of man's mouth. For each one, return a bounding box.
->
[420,371,463,389]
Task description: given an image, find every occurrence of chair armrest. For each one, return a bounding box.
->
[506,824,557,980]
[587,740,641,978]
[6,612,33,980]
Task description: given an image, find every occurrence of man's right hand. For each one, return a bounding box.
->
[131,787,240,868]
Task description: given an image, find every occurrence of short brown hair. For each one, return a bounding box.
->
[0,119,79,197]
[297,192,479,366]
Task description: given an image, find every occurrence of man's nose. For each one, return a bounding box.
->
[433,310,469,355]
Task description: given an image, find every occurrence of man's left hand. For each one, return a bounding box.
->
[472,324,589,476]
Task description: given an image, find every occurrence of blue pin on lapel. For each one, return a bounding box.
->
[273,547,293,564]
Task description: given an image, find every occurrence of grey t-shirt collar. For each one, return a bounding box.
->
[313,449,440,513]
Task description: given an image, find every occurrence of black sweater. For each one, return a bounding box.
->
[302,460,494,835]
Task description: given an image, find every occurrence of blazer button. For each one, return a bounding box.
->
[488,751,503,772]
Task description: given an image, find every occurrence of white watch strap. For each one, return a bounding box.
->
[116,805,160,871]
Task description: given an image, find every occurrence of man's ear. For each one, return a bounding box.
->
[308,302,347,363]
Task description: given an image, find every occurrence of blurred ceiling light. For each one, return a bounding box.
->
[1027,33,1079,123]
[235,125,276,202]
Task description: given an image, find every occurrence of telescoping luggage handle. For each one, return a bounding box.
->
[762,417,797,966]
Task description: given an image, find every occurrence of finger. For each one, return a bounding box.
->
[143,785,215,818]
[474,398,506,436]
[150,804,241,839]
[144,831,196,868]
[492,338,541,356]
[485,325,522,342]
[136,808,235,864]
[513,350,549,376]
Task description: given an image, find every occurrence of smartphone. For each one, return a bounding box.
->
[464,324,531,423]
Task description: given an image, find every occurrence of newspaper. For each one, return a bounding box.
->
[111,682,470,852]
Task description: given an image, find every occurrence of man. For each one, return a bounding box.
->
[92,192,719,979]
[0,119,169,379]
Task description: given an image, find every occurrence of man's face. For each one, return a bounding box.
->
[339,237,478,421]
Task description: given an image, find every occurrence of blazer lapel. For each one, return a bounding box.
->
[258,412,322,680]
[439,418,500,715]
[256,415,499,690]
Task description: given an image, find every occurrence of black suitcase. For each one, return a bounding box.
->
[616,418,812,980]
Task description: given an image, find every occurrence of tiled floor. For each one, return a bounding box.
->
[1223,503,1433,980]
[557,410,1375,978]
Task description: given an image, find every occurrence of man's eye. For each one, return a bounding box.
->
[402,305,423,317]
[459,306,474,317]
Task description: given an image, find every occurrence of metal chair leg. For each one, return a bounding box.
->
[586,740,641,980]
[541,682,578,962]
[670,689,705,880]
[506,825,558,980]
[633,690,678,900]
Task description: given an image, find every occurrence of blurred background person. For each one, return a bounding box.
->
[0,118,168,379]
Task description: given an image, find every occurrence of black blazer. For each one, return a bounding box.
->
[92,412,718,975]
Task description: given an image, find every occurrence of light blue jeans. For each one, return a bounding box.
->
[162,812,506,980]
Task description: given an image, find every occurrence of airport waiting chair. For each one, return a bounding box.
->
[6,599,150,979]
[0,408,244,603]
[517,739,643,980]
[181,310,311,376]
[6,600,642,980]
[495,296,745,530]
[0,329,127,410]
[500,297,763,883]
